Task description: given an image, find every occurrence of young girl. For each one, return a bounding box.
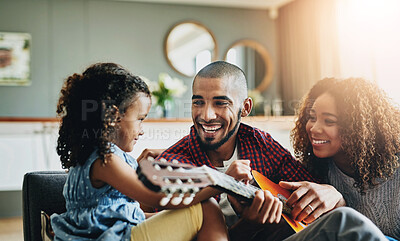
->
[50,63,229,241]
[290,77,400,240]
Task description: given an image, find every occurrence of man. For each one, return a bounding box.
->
[139,61,386,240]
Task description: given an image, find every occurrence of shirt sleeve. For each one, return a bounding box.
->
[255,129,320,183]
[276,152,319,183]
[156,135,194,165]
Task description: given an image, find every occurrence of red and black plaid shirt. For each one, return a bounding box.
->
[157,123,318,184]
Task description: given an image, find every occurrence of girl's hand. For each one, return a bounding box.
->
[137,148,165,162]
[279,181,346,223]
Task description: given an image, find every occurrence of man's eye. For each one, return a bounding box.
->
[192,100,203,105]
[216,101,229,106]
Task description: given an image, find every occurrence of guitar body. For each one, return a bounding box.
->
[252,170,307,232]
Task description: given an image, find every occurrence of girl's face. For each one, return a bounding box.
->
[306,92,343,159]
[115,93,151,152]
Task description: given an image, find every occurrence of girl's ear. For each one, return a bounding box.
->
[104,104,120,126]
[241,97,253,117]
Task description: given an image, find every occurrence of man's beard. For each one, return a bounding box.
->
[196,109,242,151]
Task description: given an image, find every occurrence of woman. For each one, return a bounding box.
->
[291,77,400,240]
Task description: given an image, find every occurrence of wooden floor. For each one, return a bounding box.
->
[0,216,23,241]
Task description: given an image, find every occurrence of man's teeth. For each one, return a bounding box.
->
[202,125,220,133]
[313,139,329,144]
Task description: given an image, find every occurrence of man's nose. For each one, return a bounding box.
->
[202,104,217,121]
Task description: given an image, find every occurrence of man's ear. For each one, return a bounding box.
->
[241,97,253,117]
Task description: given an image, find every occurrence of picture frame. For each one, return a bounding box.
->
[0,32,31,86]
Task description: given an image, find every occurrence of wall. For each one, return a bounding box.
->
[0,0,280,118]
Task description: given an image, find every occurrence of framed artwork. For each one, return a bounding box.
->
[0,32,31,86]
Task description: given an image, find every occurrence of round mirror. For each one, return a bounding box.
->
[224,39,273,92]
[164,21,218,77]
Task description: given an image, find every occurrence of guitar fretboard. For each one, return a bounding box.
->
[202,166,260,201]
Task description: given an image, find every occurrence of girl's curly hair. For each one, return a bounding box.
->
[291,77,400,194]
[56,63,150,169]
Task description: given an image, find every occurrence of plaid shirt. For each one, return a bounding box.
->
[157,123,318,184]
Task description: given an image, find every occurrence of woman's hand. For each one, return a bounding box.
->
[279,181,346,223]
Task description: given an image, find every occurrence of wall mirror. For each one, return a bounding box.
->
[224,39,273,92]
[164,21,218,77]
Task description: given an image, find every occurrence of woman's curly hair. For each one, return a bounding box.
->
[291,77,400,194]
[56,63,150,169]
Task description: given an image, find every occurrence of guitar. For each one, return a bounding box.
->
[137,158,307,232]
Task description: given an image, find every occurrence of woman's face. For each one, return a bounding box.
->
[306,92,343,159]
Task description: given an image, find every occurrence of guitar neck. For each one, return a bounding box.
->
[137,159,260,203]
[137,159,302,232]
[202,166,260,202]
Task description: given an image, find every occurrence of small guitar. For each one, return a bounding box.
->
[137,158,307,232]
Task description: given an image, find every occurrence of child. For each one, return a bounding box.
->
[289,77,400,240]
[50,63,229,241]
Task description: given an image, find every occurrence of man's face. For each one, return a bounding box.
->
[191,76,243,150]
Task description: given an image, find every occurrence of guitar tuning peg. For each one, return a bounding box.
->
[159,194,172,206]
[164,178,171,184]
[168,187,177,193]
[166,166,173,172]
[175,179,183,185]
[171,194,184,205]
[187,178,193,184]
[147,156,155,161]
[192,187,200,193]
[172,159,179,164]
[154,164,161,171]
[182,194,195,205]
[160,158,167,163]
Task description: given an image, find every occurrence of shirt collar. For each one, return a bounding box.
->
[188,123,256,167]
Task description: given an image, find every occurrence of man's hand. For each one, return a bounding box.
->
[225,160,252,184]
[279,181,346,223]
[229,190,283,225]
[137,149,165,162]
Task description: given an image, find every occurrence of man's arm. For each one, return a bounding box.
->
[228,190,283,241]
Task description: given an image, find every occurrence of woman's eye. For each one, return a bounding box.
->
[325,119,337,125]
[308,115,316,121]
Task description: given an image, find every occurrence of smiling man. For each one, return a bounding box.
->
[149,61,348,239]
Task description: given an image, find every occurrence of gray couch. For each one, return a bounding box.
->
[22,171,67,241]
